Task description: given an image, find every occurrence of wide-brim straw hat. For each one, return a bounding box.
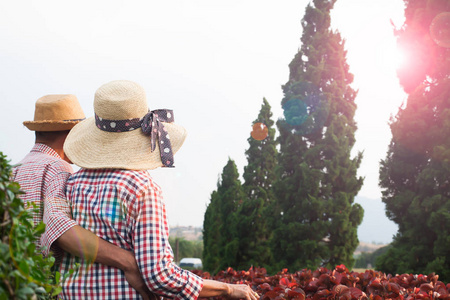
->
[64,80,187,170]
[23,94,86,131]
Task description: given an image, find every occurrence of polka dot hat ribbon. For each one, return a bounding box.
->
[95,109,175,167]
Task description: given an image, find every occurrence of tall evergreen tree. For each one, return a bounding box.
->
[203,189,222,272]
[272,0,364,271]
[235,98,278,270]
[203,158,246,273]
[377,0,450,281]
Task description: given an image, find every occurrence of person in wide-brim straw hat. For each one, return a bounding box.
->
[15,93,155,299]
[60,80,259,300]
[64,80,187,170]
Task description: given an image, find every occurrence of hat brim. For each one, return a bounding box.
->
[23,120,81,131]
[63,116,187,170]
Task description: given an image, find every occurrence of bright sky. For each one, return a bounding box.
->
[0,0,405,243]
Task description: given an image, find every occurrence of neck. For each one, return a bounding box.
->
[35,131,71,163]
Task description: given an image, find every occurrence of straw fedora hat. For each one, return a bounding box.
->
[23,94,86,131]
[64,80,187,170]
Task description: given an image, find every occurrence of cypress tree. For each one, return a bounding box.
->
[273,0,364,271]
[377,0,450,281]
[235,98,278,270]
[203,189,222,272]
[217,158,246,271]
[203,159,245,272]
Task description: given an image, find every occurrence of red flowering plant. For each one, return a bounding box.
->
[191,265,450,300]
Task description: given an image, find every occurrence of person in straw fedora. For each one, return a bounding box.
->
[12,94,152,298]
[60,80,259,300]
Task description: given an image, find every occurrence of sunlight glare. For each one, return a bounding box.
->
[374,34,406,77]
[393,43,407,71]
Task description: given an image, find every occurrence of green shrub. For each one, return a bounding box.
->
[0,152,62,299]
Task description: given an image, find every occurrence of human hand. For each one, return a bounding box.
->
[226,284,259,300]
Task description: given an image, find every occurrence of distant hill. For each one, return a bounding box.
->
[170,226,203,241]
[354,241,387,255]
[355,196,398,244]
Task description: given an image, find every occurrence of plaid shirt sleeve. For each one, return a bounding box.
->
[133,178,203,299]
[40,167,77,257]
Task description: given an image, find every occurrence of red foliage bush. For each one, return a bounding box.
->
[193,265,450,300]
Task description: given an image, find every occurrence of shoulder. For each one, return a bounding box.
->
[41,157,73,178]
[115,170,163,200]
[13,151,73,178]
[48,158,73,173]
[119,170,161,195]
[68,169,159,192]
[29,144,73,172]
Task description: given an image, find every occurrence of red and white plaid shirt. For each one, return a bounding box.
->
[59,169,203,299]
[12,143,77,257]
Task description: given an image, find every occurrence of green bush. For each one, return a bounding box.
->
[0,152,62,299]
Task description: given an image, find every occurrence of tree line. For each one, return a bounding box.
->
[202,0,449,282]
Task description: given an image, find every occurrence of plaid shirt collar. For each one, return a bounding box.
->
[31,143,62,159]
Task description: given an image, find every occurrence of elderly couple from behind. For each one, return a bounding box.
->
[13,80,259,300]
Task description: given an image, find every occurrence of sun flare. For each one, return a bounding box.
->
[373,35,407,77]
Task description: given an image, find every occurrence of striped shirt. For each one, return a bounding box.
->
[11,143,77,257]
[59,169,203,299]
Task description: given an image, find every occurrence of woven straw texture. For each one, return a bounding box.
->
[64,80,187,170]
[23,94,85,131]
